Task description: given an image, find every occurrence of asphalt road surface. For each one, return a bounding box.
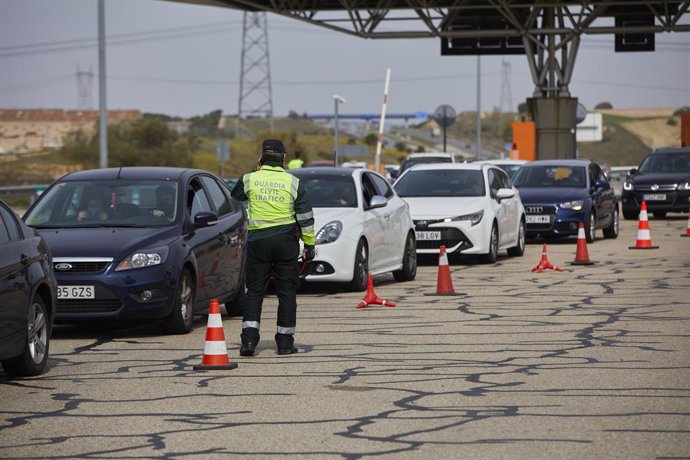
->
[2,217,689,458]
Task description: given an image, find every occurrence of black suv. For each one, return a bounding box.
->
[622,148,690,219]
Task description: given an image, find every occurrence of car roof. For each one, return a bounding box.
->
[402,163,483,171]
[650,147,690,155]
[474,159,527,165]
[520,159,592,167]
[290,167,356,177]
[405,152,454,159]
[59,167,205,181]
[609,165,635,171]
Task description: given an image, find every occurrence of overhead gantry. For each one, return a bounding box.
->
[169,1,690,158]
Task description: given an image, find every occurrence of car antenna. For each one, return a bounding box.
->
[116,167,123,179]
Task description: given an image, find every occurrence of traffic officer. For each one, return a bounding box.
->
[287,149,304,169]
[231,139,315,356]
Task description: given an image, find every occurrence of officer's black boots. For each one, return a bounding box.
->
[275,332,297,355]
[240,340,257,357]
[240,328,259,356]
[277,345,298,355]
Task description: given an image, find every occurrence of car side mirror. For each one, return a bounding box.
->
[629,168,637,175]
[594,179,607,190]
[194,211,218,228]
[496,188,515,202]
[369,195,388,209]
[389,170,399,179]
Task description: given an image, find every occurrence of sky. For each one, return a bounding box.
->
[1,0,689,119]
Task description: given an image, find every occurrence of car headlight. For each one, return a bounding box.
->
[559,200,584,211]
[623,181,633,191]
[681,182,690,190]
[445,210,484,226]
[116,246,169,271]
[315,221,342,244]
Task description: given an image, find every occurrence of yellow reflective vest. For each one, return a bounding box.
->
[287,158,304,169]
[240,165,315,245]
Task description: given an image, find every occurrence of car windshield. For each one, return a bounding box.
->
[24,180,179,228]
[400,156,452,174]
[638,153,690,173]
[512,166,587,188]
[394,169,485,197]
[297,175,357,208]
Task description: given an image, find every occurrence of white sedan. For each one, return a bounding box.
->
[393,163,526,263]
[290,167,417,291]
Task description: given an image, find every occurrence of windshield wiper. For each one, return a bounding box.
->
[30,224,68,229]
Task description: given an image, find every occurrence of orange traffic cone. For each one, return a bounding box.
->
[356,274,396,309]
[193,299,238,370]
[436,245,456,295]
[571,222,595,265]
[424,245,464,297]
[629,201,659,249]
[532,243,564,272]
[681,211,690,237]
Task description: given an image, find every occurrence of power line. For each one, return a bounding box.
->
[106,71,501,87]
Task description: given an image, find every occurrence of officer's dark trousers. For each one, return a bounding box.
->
[241,233,300,349]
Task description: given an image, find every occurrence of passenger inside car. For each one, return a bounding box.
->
[77,194,109,221]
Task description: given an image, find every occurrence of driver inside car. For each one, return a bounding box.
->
[152,185,176,220]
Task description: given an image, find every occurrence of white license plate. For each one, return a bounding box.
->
[526,215,551,224]
[643,193,666,201]
[415,231,441,241]
[57,285,95,299]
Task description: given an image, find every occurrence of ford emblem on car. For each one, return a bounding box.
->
[55,263,73,271]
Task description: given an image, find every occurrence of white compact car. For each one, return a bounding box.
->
[393,163,526,263]
[290,167,417,291]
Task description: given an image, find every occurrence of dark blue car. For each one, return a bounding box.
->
[1,199,56,376]
[512,160,619,242]
[22,167,247,334]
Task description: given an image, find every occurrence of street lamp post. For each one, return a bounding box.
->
[333,94,346,166]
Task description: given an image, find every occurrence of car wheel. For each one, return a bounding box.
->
[393,232,417,282]
[603,206,619,239]
[225,269,246,317]
[507,219,525,257]
[653,211,666,219]
[585,211,596,243]
[349,239,368,292]
[1,295,50,377]
[623,209,638,220]
[162,268,195,334]
[482,223,498,264]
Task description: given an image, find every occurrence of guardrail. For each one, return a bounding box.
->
[0,184,49,196]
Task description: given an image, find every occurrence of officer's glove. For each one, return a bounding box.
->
[303,245,316,262]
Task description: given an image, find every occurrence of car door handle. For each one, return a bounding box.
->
[384,214,390,220]
[20,254,30,266]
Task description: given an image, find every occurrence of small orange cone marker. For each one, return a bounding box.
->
[629,201,659,249]
[436,245,456,294]
[682,211,690,237]
[193,299,238,370]
[571,222,595,265]
[356,274,396,309]
[531,243,564,272]
[424,245,464,296]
